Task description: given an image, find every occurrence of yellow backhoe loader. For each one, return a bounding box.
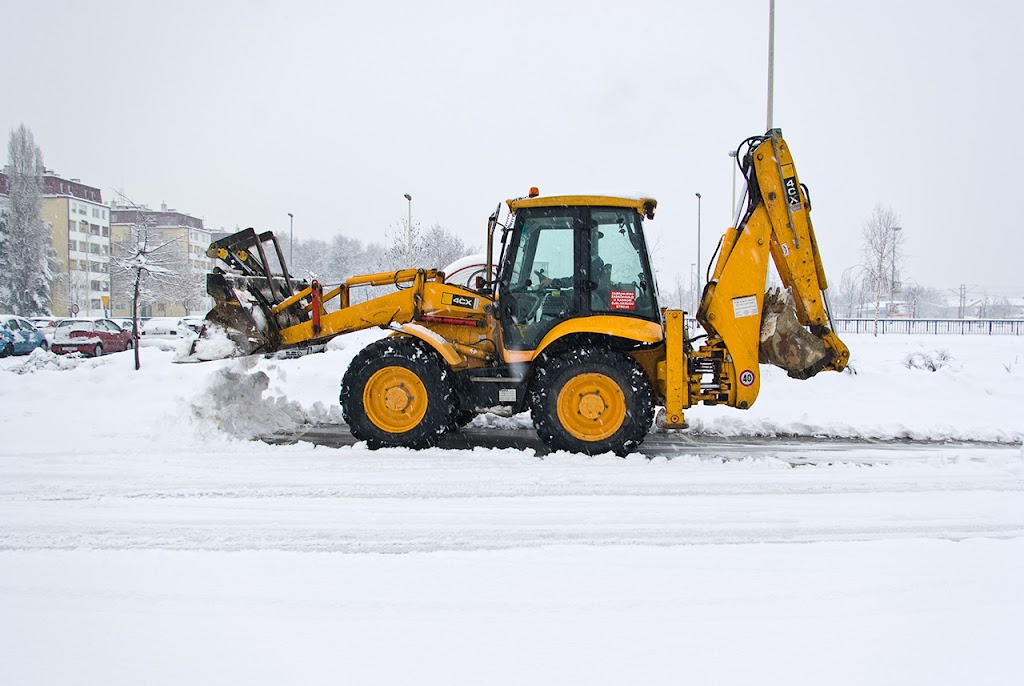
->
[199,129,849,455]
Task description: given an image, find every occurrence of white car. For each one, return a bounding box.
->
[140,317,199,341]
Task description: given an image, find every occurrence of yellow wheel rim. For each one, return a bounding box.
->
[363,366,428,434]
[555,372,626,442]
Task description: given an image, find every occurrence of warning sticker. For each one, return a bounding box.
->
[739,369,755,387]
[610,290,636,311]
[732,295,759,319]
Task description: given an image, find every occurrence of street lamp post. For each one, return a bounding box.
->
[288,212,294,266]
[695,192,702,299]
[403,193,413,256]
[690,262,697,313]
[727,150,738,223]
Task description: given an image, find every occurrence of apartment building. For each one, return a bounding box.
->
[109,203,213,317]
[0,170,112,317]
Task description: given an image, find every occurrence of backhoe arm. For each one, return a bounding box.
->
[694,130,849,410]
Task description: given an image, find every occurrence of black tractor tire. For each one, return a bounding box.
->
[340,336,456,449]
[529,346,654,456]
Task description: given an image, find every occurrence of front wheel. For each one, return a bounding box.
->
[340,336,455,449]
[0,342,11,358]
[530,346,654,456]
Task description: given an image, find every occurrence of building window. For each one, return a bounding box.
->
[79,261,88,271]
[101,226,109,237]
[90,224,100,235]
[91,298,102,309]
[69,240,77,252]
[102,210,107,220]
[90,280,102,291]
[90,243,100,254]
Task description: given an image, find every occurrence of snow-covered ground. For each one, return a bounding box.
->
[1,332,1022,685]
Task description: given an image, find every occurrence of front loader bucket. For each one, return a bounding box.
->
[759,288,833,379]
[202,272,280,355]
[192,228,312,359]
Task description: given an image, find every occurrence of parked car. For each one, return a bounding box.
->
[29,317,60,346]
[182,317,205,334]
[0,315,49,356]
[51,318,134,357]
[110,318,140,334]
[140,317,200,341]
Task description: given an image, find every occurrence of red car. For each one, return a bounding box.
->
[51,318,134,357]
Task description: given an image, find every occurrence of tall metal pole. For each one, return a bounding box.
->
[288,212,294,266]
[404,193,413,256]
[728,150,738,223]
[767,0,775,130]
[695,192,702,299]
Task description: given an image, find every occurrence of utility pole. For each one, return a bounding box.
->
[766,0,776,130]
[404,193,413,257]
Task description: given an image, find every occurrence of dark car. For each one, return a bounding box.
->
[51,318,134,357]
[0,315,49,356]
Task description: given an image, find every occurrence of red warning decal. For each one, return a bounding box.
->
[610,290,636,311]
[739,369,755,387]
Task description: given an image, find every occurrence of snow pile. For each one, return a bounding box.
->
[182,325,239,361]
[7,347,93,374]
[188,359,341,439]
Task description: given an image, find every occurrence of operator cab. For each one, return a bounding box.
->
[497,195,659,351]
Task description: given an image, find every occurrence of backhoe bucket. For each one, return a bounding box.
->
[759,288,831,379]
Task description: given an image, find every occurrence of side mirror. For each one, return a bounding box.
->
[475,276,486,290]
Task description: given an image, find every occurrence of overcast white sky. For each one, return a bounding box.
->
[3,0,1022,297]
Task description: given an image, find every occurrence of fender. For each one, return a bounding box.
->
[503,316,664,364]
[395,323,466,368]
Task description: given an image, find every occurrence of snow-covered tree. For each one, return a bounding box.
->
[385,220,472,272]
[859,204,904,334]
[1,125,58,315]
[111,212,186,370]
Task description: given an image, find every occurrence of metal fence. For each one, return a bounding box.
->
[680,317,1024,335]
[831,319,1024,335]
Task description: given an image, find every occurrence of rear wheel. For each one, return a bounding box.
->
[530,346,654,456]
[93,343,103,357]
[341,337,455,449]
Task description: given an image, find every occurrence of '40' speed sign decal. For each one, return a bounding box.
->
[739,369,755,387]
